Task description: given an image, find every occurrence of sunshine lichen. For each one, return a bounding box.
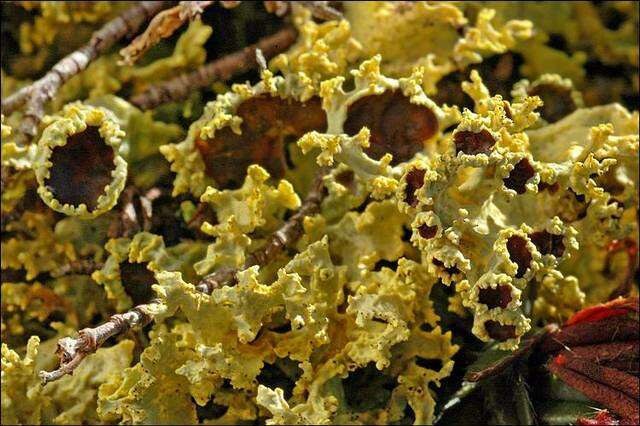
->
[1,2,638,425]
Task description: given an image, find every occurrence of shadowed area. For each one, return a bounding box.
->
[503,159,535,194]
[344,91,438,165]
[342,362,398,412]
[528,84,577,123]
[120,262,156,306]
[454,129,495,156]
[45,126,114,210]
[484,320,516,341]
[479,286,513,310]
[196,95,327,189]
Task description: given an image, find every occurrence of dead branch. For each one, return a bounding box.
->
[264,1,342,20]
[119,1,215,66]
[1,1,170,139]
[51,259,105,278]
[39,300,159,384]
[130,25,297,109]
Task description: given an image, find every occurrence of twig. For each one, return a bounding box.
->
[294,1,342,20]
[255,48,268,72]
[264,1,342,20]
[119,1,215,65]
[39,300,159,384]
[108,186,162,238]
[130,25,297,109]
[39,170,327,383]
[51,259,105,278]
[1,1,170,139]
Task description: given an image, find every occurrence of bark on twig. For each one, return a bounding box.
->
[294,1,342,20]
[119,1,215,65]
[130,25,298,109]
[108,186,163,238]
[264,1,342,20]
[51,259,105,278]
[1,1,170,139]
[39,300,159,384]
[39,170,327,383]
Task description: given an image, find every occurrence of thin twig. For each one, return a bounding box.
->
[119,1,215,65]
[294,1,342,20]
[264,1,342,20]
[1,1,170,139]
[51,259,105,278]
[130,25,297,109]
[39,170,327,383]
[108,186,163,238]
[39,300,159,384]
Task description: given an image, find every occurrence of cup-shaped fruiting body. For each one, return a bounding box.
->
[512,74,584,124]
[297,56,451,202]
[92,234,161,311]
[161,71,328,196]
[34,102,127,218]
[322,56,445,162]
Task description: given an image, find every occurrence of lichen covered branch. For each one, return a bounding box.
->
[39,170,326,383]
[197,168,327,294]
[1,1,170,139]
[130,25,298,109]
[50,259,105,278]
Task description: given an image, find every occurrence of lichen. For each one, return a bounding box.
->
[1,2,637,425]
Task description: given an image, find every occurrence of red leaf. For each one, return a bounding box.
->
[565,297,639,327]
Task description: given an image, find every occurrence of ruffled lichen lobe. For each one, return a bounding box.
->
[1,2,638,425]
[34,103,128,218]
